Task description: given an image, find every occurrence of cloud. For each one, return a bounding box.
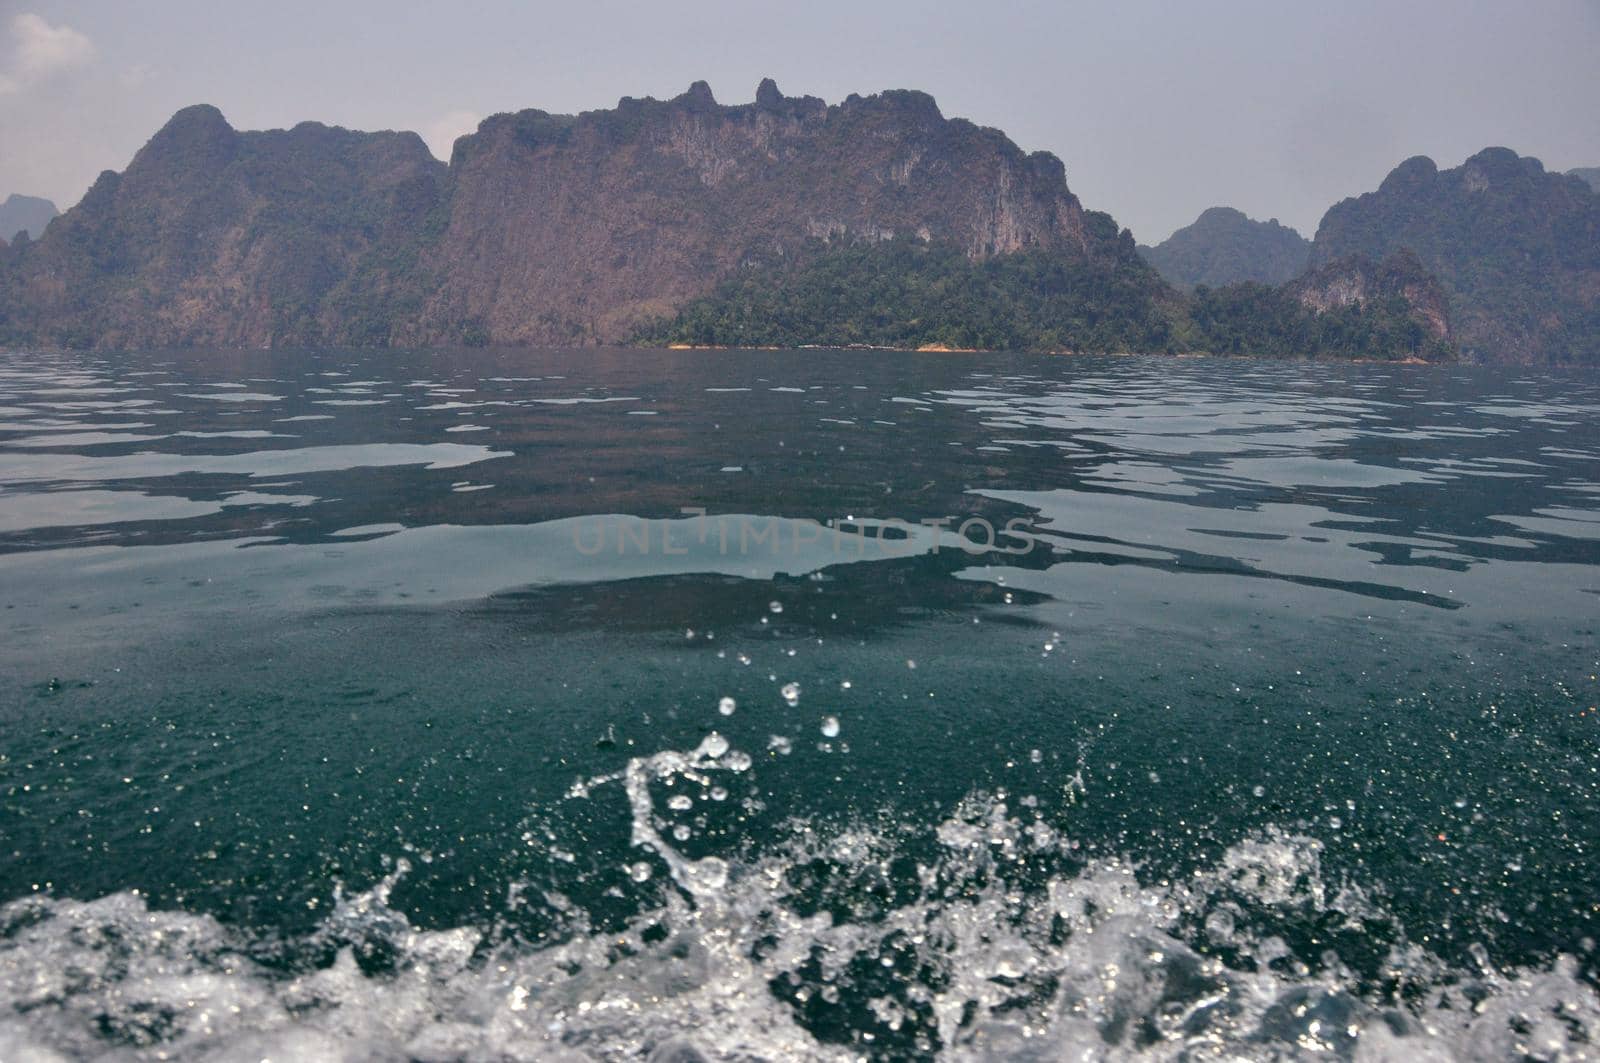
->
[0,13,96,95]
[420,110,482,161]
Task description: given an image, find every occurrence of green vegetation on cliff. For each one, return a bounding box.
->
[638,235,1179,353]
[1189,285,1448,361]
[640,237,1451,361]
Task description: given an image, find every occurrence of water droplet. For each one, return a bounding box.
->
[718,696,736,716]
[821,716,841,738]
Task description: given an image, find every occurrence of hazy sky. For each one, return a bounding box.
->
[1,0,1596,242]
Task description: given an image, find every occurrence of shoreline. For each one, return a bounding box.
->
[0,340,1448,365]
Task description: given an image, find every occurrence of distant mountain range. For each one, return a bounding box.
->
[1138,207,1310,289]
[1569,167,1600,193]
[0,194,58,242]
[0,83,1592,363]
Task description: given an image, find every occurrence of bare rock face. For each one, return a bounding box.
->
[408,80,1107,345]
[2,81,1119,350]
[1289,249,1451,342]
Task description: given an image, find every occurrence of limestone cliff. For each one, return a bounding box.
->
[2,81,1124,350]
[407,80,1112,345]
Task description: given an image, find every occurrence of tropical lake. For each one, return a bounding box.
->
[0,347,1596,1060]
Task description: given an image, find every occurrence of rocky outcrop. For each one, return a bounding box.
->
[1310,147,1600,364]
[1289,249,1450,341]
[2,81,1126,349]
[1138,206,1310,289]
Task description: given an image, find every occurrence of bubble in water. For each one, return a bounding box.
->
[840,679,852,690]
[628,862,652,883]
[724,751,753,773]
[672,824,692,841]
[737,653,751,666]
[906,659,917,670]
[820,716,841,738]
[1253,784,1266,798]
[710,786,728,802]
[781,682,801,706]
[701,732,730,758]
[668,795,694,812]
[768,601,783,614]
[768,734,792,755]
[1030,748,1043,764]
[718,696,736,716]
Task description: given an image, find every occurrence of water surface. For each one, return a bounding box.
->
[0,348,1597,1060]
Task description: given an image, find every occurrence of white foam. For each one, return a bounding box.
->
[2,742,1597,1061]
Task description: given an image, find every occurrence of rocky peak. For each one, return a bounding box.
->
[1377,155,1438,195]
[132,103,238,175]
[675,80,718,111]
[755,77,783,109]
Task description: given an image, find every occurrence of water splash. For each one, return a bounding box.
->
[4,735,1598,1060]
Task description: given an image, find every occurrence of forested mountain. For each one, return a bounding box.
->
[1310,148,1600,364]
[1138,207,1310,289]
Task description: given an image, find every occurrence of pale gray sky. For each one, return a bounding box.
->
[0,0,1595,242]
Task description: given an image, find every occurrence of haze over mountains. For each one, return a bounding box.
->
[1138,208,1311,290]
[0,81,1594,364]
[0,194,58,243]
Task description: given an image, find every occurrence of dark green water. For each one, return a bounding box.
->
[0,348,1596,1060]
